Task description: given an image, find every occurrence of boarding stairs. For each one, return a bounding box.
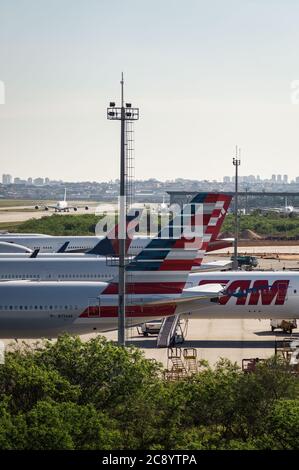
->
[157,314,182,348]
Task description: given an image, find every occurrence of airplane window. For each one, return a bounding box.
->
[24,306,28,310]
[40,306,43,310]
[20,306,23,310]
[9,306,12,310]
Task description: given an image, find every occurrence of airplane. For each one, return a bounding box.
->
[0,195,233,256]
[258,197,299,217]
[1,194,296,338]
[179,270,297,321]
[0,196,233,279]
[156,195,170,214]
[34,188,89,213]
[0,193,227,338]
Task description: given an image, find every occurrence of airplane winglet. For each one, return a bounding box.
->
[30,249,40,258]
[57,241,70,253]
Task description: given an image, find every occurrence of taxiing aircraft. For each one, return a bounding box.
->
[34,188,89,213]
[259,197,299,217]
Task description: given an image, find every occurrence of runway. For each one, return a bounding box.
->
[0,202,102,224]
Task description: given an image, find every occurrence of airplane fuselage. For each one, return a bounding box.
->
[0,271,297,338]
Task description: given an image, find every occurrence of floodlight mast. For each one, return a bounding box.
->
[107,74,139,346]
[232,146,241,271]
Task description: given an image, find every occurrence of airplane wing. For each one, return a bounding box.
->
[34,204,56,211]
[138,283,224,306]
[65,205,89,211]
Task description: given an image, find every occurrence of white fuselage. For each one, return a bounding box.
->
[184,271,298,319]
[0,271,297,338]
[0,256,231,282]
[56,200,68,211]
[0,236,104,253]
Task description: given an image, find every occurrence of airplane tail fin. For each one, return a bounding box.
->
[193,193,232,265]
[86,208,142,256]
[103,193,225,295]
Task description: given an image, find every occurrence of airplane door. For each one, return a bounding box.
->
[88,297,101,317]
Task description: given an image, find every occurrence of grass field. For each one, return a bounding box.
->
[0,199,55,207]
[0,221,23,231]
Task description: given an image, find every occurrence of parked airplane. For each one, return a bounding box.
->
[0,193,225,337]
[0,196,233,279]
[181,271,297,320]
[259,197,299,216]
[34,189,89,213]
[0,195,233,255]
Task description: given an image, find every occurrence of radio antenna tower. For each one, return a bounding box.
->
[107,74,139,346]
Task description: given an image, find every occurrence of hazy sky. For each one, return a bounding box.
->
[1,0,299,182]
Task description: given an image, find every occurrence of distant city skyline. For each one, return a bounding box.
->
[1,1,299,181]
[3,172,299,186]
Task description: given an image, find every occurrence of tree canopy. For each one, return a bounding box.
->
[0,335,298,450]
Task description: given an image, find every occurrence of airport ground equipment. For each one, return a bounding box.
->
[275,337,299,373]
[164,347,188,381]
[164,347,199,381]
[138,320,162,336]
[231,255,258,270]
[183,348,198,375]
[157,315,188,348]
[271,319,297,334]
[242,358,265,373]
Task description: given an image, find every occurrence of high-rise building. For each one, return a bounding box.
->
[277,174,282,183]
[223,176,230,183]
[2,174,12,185]
[27,177,33,185]
[271,174,276,182]
[33,177,44,186]
[283,174,288,184]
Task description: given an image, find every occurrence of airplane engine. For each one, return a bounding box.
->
[45,207,49,211]
[85,206,89,210]
[34,205,39,210]
[74,207,78,211]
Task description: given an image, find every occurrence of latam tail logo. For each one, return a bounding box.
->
[199,279,290,305]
